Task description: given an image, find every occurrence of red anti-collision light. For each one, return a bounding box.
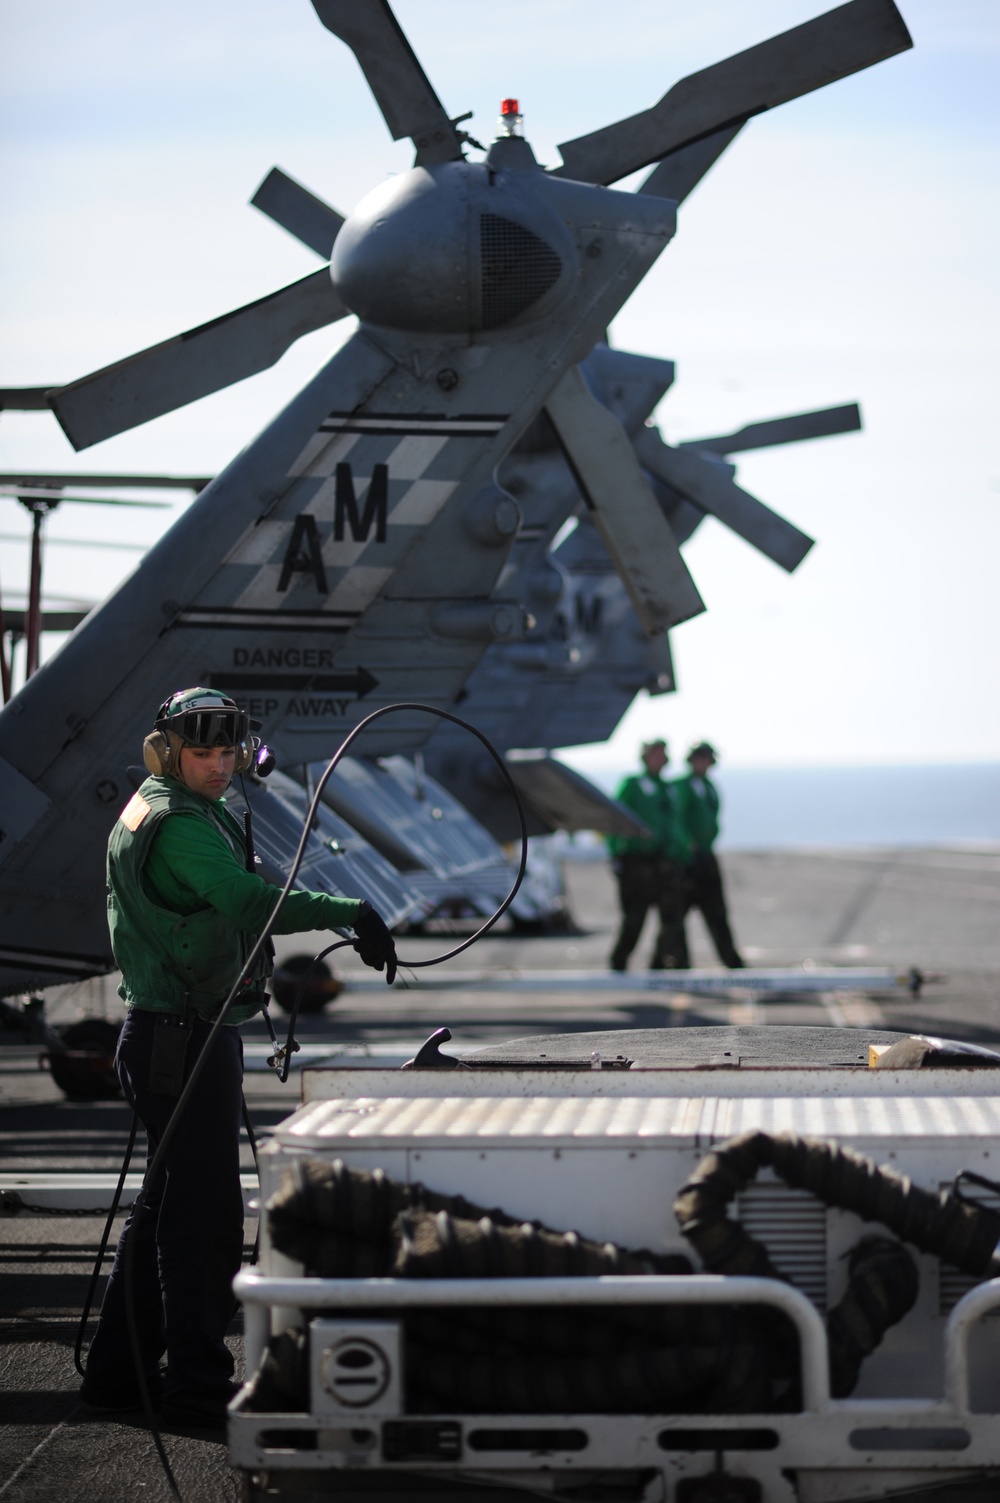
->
[500,98,520,116]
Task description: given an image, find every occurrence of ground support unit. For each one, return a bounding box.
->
[229,1061,1000,1501]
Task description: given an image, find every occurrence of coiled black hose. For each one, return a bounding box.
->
[252,1159,788,1415]
[251,1135,1000,1413]
[673,1130,1000,1396]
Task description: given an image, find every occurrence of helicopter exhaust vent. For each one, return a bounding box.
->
[480,213,561,329]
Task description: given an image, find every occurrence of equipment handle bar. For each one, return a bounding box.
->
[234,1271,831,1410]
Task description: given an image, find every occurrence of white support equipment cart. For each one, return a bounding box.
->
[230,1046,1000,1503]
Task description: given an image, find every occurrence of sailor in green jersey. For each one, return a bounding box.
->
[81,688,397,1428]
[674,741,744,969]
[606,737,690,971]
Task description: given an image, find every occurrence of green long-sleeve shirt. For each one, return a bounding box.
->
[673,772,721,853]
[606,771,690,862]
[108,776,362,1021]
[147,804,361,934]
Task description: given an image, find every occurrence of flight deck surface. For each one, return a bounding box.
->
[3,848,1000,1502]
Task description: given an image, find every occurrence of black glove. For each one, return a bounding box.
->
[352,900,397,985]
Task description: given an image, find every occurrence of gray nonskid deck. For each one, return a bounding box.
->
[4,849,1000,1501]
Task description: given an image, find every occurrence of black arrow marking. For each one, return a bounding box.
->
[210,668,379,699]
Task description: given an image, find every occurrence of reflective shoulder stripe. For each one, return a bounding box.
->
[119,792,151,832]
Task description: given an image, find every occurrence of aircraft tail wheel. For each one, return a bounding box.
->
[271,954,342,1015]
[45,1017,123,1100]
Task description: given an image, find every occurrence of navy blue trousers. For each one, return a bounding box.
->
[84,1008,244,1400]
[610,853,690,971]
[683,849,744,969]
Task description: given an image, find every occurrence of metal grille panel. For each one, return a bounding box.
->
[480,214,561,328]
[735,1183,828,1311]
[938,1185,1000,1314]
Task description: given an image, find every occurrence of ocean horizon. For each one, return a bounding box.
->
[569,761,1000,850]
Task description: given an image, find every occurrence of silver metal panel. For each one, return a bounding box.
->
[276,1091,1000,1149]
[0,754,51,866]
[710,1094,1000,1142]
[231,770,427,928]
[277,1093,710,1145]
[300,1066,1000,1104]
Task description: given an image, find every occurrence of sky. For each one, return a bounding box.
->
[1,0,998,774]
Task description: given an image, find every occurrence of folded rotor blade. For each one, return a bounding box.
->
[505,751,654,838]
[554,0,912,185]
[49,269,349,451]
[0,471,211,491]
[0,389,52,411]
[683,403,862,455]
[545,367,705,634]
[0,488,170,508]
[639,123,745,205]
[251,168,345,259]
[634,427,814,573]
[646,630,676,695]
[650,485,707,548]
[310,0,463,165]
[1,607,91,633]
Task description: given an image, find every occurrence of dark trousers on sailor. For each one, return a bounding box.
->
[610,853,689,971]
[83,1008,244,1402]
[684,849,744,968]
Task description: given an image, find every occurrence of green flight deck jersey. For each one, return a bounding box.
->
[107,775,362,1024]
[606,771,690,863]
[673,772,721,854]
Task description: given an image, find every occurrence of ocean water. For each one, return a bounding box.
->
[575,763,1000,850]
[710,764,1000,850]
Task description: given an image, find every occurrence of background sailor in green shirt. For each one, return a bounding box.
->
[80,688,397,1427]
[607,737,690,971]
[674,741,744,969]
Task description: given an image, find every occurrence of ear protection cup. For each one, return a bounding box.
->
[145,689,261,781]
[144,729,258,778]
[233,737,258,776]
[143,729,190,778]
[143,731,172,776]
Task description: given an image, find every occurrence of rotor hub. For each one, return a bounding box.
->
[331,160,577,336]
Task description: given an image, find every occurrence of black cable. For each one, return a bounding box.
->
[241,1092,262,1269]
[273,703,529,1081]
[276,938,353,1085]
[109,701,527,1502]
[74,1111,139,1379]
[122,1201,182,1500]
